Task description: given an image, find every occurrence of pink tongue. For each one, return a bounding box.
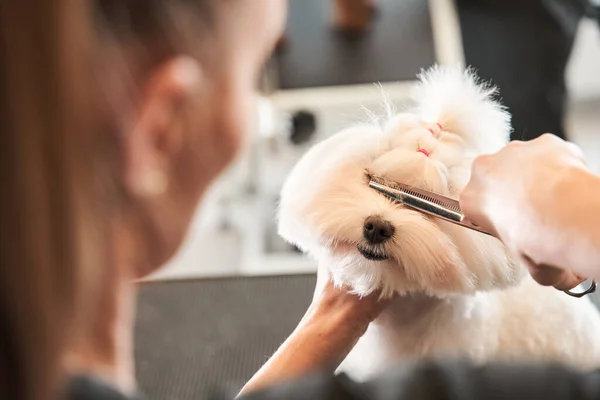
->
[417,148,430,157]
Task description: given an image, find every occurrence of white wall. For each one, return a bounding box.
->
[567,18,600,102]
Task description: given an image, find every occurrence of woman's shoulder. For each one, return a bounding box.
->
[240,361,600,400]
[62,375,143,400]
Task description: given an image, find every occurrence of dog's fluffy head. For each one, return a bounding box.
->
[278,66,524,298]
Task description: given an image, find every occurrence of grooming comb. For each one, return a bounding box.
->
[368,175,493,236]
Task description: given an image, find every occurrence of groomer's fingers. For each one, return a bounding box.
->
[530,265,583,291]
[539,133,587,166]
[566,141,586,165]
[522,255,584,291]
[459,185,499,239]
[468,153,494,183]
[547,268,584,291]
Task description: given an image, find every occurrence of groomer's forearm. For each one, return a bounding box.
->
[559,168,600,278]
[531,166,600,279]
[238,304,367,396]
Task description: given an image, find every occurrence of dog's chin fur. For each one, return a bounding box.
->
[277,66,600,380]
[278,66,524,299]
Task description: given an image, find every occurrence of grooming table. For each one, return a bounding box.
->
[135,275,316,400]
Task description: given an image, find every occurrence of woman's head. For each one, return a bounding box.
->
[95,0,286,273]
[0,0,285,398]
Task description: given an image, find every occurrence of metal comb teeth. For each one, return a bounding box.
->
[368,175,464,222]
[394,183,462,213]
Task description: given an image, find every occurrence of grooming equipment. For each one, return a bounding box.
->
[368,175,493,236]
[368,175,597,298]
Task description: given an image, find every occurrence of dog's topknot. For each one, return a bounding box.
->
[411,65,511,155]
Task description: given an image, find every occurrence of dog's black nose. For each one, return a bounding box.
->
[363,216,394,244]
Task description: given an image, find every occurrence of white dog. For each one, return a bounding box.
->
[277,66,600,381]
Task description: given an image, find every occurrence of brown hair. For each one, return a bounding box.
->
[0,1,214,399]
[0,1,99,399]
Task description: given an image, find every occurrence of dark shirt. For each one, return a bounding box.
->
[65,361,600,400]
[63,376,142,400]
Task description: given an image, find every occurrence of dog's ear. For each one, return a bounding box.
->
[411,65,511,154]
[277,124,382,252]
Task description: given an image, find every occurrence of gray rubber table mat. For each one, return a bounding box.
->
[135,275,600,400]
[276,0,436,89]
[134,274,316,400]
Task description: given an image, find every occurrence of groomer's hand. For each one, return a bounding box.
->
[305,276,394,337]
[240,273,393,396]
[460,134,590,291]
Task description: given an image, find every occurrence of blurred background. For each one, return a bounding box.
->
[135,1,600,398]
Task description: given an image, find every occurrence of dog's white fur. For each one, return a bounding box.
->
[278,66,600,381]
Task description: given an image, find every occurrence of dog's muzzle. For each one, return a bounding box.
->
[357,244,388,261]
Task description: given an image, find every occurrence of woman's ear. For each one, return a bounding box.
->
[124,56,202,198]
